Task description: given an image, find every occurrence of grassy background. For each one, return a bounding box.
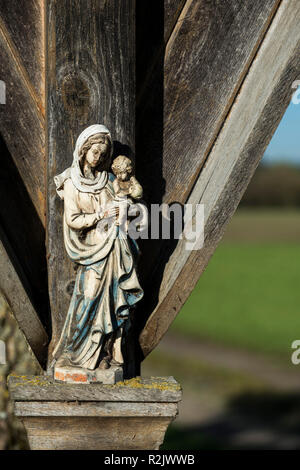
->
[147,207,300,449]
[170,208,300,359]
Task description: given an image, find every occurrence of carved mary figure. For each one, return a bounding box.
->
[52,124,143,371]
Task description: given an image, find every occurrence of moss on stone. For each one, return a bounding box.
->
[8,374,181,392]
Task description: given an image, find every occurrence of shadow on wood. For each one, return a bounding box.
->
[0,134,50,336]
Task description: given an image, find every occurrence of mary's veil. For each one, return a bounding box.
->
[54,124,113,199]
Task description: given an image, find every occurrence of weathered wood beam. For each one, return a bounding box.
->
[163,0,281,205]
[140,0,300,356]
[164,0,186,43]
[0,135,50,339]
[0,240,48,367]
[14,402,178,417]
[135,0,282,312]
[0,0,45,102]
[0,1,50,361]
[136,0,185,107]
[137,0,280,204]
[137,0,282,351]
[46,0,135,360]
[0,1,45,224]
[8,375,181,402]
[0,0,51,356]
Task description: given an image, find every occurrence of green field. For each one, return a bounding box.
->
[171,209,300,358]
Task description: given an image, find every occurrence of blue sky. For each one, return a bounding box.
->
[262,90,300,166]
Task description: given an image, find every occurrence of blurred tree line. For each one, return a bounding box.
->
[241,164,300,207]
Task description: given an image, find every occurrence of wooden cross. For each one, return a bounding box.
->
[0,0,299,375]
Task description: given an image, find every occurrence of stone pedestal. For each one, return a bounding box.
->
[8,375,182,450]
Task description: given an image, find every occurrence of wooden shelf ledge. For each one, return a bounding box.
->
[8,375,182,450]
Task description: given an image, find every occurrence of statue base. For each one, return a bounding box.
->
[8,375,182,450]
[54,363,123,384]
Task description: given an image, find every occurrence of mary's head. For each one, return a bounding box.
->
[55,125,113,198]
[79,133,112,174]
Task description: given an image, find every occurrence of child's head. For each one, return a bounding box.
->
[111,155,133,181]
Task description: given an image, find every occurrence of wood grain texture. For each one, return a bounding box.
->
[0,241,48,366]
[140,0,300,356]
[135,0,282,350]
[137,0,280,206]
[163,0,280,205]
[164,0,186,42]
[46,0,135,359]
[8,375,182,402]
[0,1,46,223]
[20,416,173,450]
[0,0,45,103]
[0,2,49,362]
[0,136,50,338]
[15,401,178,418]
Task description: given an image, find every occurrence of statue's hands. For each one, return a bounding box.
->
[104,206,119,220]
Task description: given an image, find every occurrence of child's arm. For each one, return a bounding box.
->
[113,178,120,195]
[129,176,143,199]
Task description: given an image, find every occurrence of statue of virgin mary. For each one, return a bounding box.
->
[52,125,143,377]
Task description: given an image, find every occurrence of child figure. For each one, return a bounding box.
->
[111,155,143,201]
[97,156,143,236]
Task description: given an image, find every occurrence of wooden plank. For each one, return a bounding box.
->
[137,0,280,205]
[164,0,186,42]
[0,135,50,337]
[0,0,45,103]
[8,375,182,402]
[46,0,135,360]
[140,0,300,356]
[0,242,48,366]
[136,0,185,106]
[14,401,178,418]
[163,0,281,204]
[20,416,173,450]
[0,2,45,223]
[0,1,49,365]
[135,0,281,338]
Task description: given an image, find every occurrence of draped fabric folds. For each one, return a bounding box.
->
[52,125,143,369]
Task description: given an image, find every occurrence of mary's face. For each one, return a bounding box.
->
[85,141,108,168]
